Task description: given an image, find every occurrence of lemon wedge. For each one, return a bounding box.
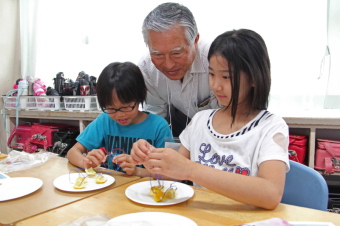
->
[152,189,166,202]
[165,188,176,199]
[149,185,177,202]
[95,175,107,184]
[73,177,87,189]
[150,185,164,195]
[85,167,96,177]
[75,176,87,183]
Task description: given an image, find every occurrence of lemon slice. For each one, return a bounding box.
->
[73,177,87,189]
[152,189,166,202]
[150,185,164,195]
[85,167,96,177]
[73,182,86,189]
[165,188,176,199]
[75,176,87,184]
[95,175,107,184]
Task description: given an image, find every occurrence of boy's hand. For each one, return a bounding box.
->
[113,154,137,176]
[83,149,106,169]
[131,139,152,165]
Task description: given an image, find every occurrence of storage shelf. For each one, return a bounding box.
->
[3,108,340,172]
[273,108,340,169]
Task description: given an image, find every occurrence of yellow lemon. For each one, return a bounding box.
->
[152,189,166,202]
[75,176,87,184]
[165,188,176,199]
[73,177,87,189]
[85,167,96,177]
[73,182,86,189]
[95,175,107,184]
[150,185,164,195]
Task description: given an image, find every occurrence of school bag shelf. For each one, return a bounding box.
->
[63,96,97,112]
[288,134,308,165]
[35,96,65,111]
[2,96,37,110]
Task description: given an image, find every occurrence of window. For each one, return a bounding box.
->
[21,0,329,110]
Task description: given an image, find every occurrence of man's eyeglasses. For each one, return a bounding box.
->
[103,102,137,114]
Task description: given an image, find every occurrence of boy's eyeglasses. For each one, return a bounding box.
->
[103,102,137,114]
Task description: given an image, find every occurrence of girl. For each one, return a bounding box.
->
[131,29,290,209]
[67,62,171,176]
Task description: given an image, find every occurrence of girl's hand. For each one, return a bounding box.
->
[145,148,192,180]
[131,139,152,165]
[112,154,137,176]
[83,149,106,169]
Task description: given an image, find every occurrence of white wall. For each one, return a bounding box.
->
[0,0,21,153]
[324,0,340,108]
[29,1,329,111]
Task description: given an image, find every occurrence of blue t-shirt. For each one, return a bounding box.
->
[76,111,171,170]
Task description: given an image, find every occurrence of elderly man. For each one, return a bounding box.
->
[138,2,219,137]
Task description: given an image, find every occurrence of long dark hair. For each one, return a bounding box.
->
[208,29,271,123]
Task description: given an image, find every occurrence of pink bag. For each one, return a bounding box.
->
[288,134,307,165]
[7,124,32,149]
[315,139,340,174]
[23,123,76,153]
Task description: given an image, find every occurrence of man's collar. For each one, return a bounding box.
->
[189,44,206,74]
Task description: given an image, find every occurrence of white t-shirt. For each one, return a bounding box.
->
[179,109,290,187]
[138,40,220,119]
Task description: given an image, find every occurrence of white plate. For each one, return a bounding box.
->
[0,177,43,201]
[107,212,197,226]
[53,173,115,192]
[125,180,194,206]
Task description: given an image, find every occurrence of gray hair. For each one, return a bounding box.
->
[142,3,198,46]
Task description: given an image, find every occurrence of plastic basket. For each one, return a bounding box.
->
[63,96,97,112]
[35,96,65,111]
[95,96,101,111]
[3,96,37,110]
